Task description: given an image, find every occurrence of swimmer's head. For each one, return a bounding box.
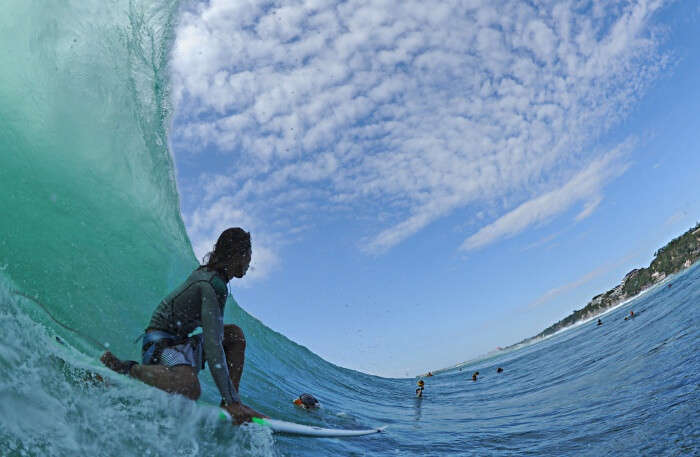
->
[294,393,320,409]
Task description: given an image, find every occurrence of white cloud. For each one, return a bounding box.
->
[460,141,633,250]
[171,0,668,266]
[526,245,644,309]
[527,265,610,310]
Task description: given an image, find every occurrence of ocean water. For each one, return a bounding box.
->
[0,1,698,456]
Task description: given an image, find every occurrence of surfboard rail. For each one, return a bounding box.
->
[251,417,387,437]
[214,403,386,437]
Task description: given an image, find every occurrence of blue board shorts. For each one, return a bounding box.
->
[141,331,204,372]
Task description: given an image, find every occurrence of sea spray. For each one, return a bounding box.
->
[0,274,278,455]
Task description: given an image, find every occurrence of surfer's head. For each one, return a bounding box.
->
[294,393,320,409]
[202,228,252,280]
[418,379,424,387]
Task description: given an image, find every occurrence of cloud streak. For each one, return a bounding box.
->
[461,141,633,250]
[171,0,668,268]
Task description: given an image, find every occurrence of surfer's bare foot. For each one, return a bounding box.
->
[100,351,136,376]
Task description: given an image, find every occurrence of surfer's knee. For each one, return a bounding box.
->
[184,368,201,400]
[184,378,201,400]
[223,324,246,349]
[170,366,201,400]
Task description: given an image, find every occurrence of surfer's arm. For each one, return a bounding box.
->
[200,283,240,405]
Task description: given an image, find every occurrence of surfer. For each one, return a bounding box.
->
[293,393,320,410]
[416,379,425,397]
[100,228,265,425]
[597,319,603,326]
[497,367,503,373]
[472,371,479,381]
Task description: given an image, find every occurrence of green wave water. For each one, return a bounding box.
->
[0,0,192,356]
[0,3,383,454]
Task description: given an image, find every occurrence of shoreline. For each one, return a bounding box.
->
[509,279,659,350]
[423,254,698,378]
[506,225,700,351]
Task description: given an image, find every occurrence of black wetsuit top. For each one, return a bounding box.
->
[147,267,239,405]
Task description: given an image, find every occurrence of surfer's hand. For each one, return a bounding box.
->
[223,402,267,425]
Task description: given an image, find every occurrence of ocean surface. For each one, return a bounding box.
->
[0,1,697,455]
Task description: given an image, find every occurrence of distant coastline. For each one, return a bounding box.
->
[508,222,700,349]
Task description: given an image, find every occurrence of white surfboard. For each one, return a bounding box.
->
[212,404,386,437]
[251,417,387,437]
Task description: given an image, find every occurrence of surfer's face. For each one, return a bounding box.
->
[229,247,251,279]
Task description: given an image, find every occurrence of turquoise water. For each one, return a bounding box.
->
[1,1,698,455]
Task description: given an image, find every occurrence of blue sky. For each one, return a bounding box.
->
[168,0,700,377]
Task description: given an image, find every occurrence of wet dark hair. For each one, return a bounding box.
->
[201,228,251,276]
[299,393,319,408]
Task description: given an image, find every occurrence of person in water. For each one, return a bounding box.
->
[597,319,603,326]
[472,371,479,381]
[100,228,265,424]
[416,379,425,397]
[497,367,503,373]
[293,393,320,409]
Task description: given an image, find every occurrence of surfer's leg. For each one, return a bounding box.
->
[223,324,246,391]
[130,364,201,400]
[101,351,201,400]
[100,351,137,375]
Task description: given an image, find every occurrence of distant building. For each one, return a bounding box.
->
[651,271,666,281]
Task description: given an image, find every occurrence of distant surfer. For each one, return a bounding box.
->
[100,228,265,425]
[416,379,425,397]
[497,367,503,373]
[624,310,635,321]
[472,371,479,381]
[426,371,433,377]
[293,393,320,410]
[597,319,602,326]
